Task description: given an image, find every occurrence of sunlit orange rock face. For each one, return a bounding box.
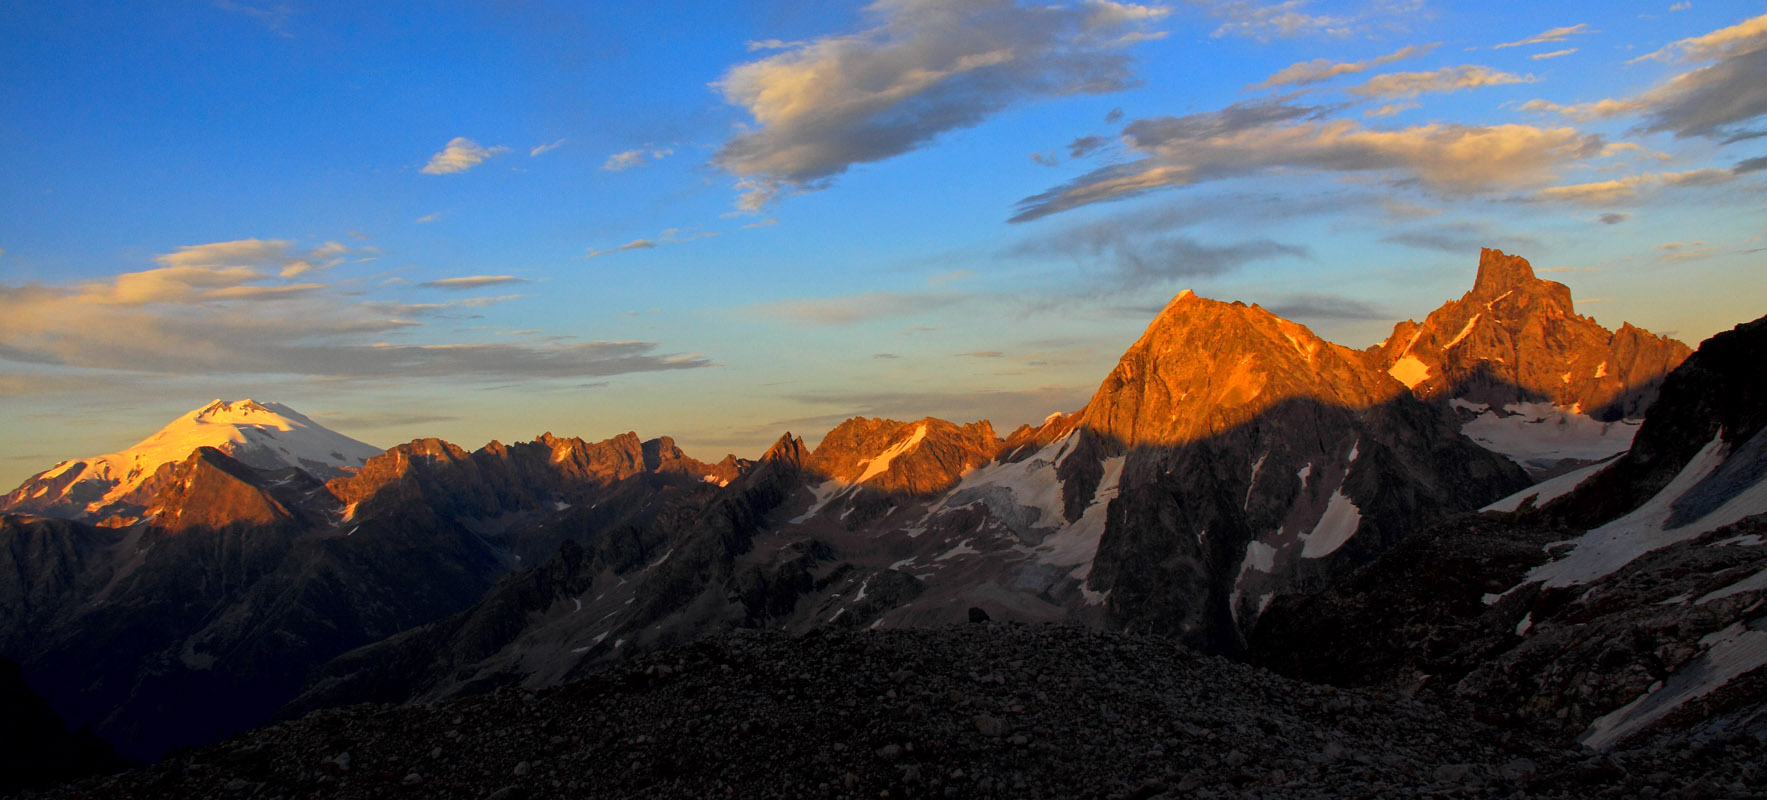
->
[145,448,296,534]
[1368,248,1690,419]
[1079,290,1405,449]
[807,417,1001,496]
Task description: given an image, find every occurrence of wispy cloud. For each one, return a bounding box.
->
[711,0,1170,210]
[421,137,508,175]
[751,292,971,325]
[1524,13,1767,141]
[1011,206,1308,292]
[153,238,350,279]
[1531,48,1577,60]
[1250,43,1436,89]
[602,147,673,171]
[530,138,567,157]
[1492,23,1594,50]
[1262,293,1392,320]
[1011,95,1605,221]
[415,213,440,223]
[213,0,294,37]
[586,239,658,259]
[415,275,530,290]
[1205,0,1351,41]
[1533,167,1736,205]
[0,250,709,383]
[1348,65,1535,99]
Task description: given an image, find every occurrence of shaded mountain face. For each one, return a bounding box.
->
[1369,249,1690,476]
[292,269,1580,710]
[1072,292,1529,650]
[1251,313,1767,751]
[0,423,743,762]
[0,400,382,525]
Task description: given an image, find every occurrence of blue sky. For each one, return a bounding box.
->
[2,0,1763,486]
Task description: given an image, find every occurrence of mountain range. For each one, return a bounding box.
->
[4,248,1758,777]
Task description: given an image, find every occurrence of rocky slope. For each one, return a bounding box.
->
[1251,313,1767,751]
[1369,249,1690,475]
[0,400,381,525]
[1,655,127,796]
[42,625,1767,800]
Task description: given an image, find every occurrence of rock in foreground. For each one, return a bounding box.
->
[33,625,1766,799]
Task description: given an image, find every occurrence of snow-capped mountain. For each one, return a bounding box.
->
[1369,248,1691,476]
[0,399,381,524]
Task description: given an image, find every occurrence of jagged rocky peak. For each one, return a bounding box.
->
[1372,248,1688,409]
[807,417,1001,496]
[1468,247,1571,309]
[1079,289,1401,449]
[761,432,809,465]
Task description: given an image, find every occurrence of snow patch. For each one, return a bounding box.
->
[1696,567,1767,605]
[935,539,979,561]
[1581,621,1767,750]
[1595,361,1608,378]
[1515,612,1533,636]
[1528,434,1767,588]
[852,578,870,604]
[1719,534,1765,547]
[1297,464,1312,488]
[1462,402,1639,472]
[1245,453,1267,509]
[855,423,928,485]
[1241,540,1276,573]
[1483,459,1613,512]
[1444,314,1480,349]
[1388,355,1431,389]
[1300,489,1362,558]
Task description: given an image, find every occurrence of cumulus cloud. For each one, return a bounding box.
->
[751,292,971,325]
[711,0,1169,210]
[1011,95,1605,221]
[1492,23,1594,50]
[421,137,508,175]
[415,275,531,290]
[1348,65,1535,99]
[1523,14,1767,141]
[602,147,673,171]
[1250,43,1436,89]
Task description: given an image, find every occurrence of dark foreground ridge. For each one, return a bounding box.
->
[32,626,1766,799]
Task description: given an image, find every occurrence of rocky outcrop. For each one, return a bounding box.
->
[807,417,1001,496]
[0,655,127,795]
